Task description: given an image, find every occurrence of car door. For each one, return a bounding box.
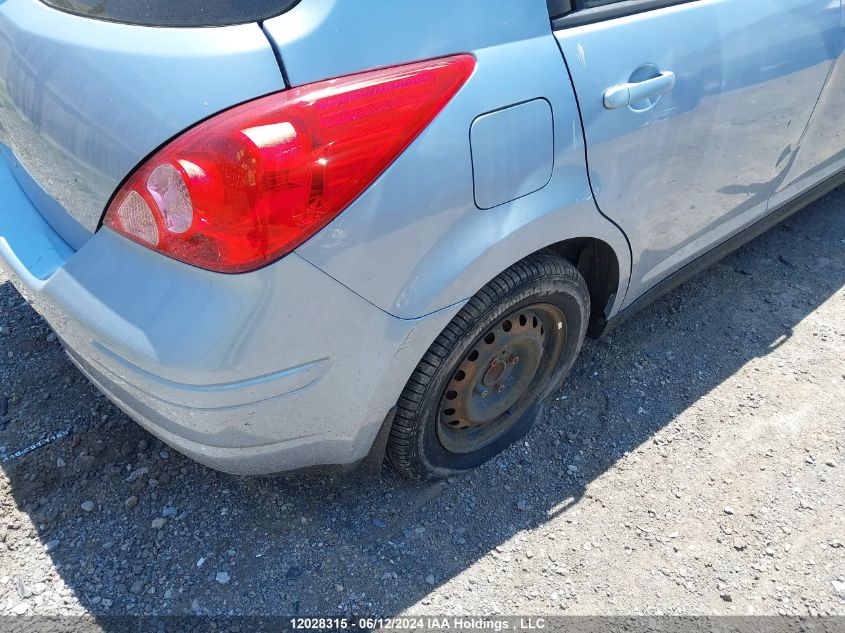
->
[553,0,839,305]
[770,0,845,209]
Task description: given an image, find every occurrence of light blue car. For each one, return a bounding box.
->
[1,0,842,479]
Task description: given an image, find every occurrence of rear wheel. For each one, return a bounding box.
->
[387,252,590,480]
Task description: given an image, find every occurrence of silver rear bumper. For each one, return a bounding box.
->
[0,154,458,474]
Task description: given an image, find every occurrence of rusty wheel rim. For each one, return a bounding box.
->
[436,304,566,454]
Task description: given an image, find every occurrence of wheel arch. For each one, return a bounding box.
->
[546,237,622,337]
[361,230,630,471]
[426,217,631,331]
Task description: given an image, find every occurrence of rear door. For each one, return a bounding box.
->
[553,0,839,304]
[769,0,845,208]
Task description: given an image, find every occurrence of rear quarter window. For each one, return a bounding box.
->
[39,0,300,27]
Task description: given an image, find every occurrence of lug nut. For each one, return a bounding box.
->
[495,383,506,393]
[475,385,489,398]
[509,355,520,365]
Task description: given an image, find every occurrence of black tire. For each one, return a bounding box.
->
[387,251,590,480]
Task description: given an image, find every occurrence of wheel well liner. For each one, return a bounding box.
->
[546,237,620,337]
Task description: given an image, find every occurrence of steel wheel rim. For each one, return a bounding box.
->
[436,303,567,454]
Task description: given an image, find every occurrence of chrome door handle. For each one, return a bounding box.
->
[603,71,676,110]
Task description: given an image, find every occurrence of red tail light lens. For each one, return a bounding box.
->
[103,54,476,273]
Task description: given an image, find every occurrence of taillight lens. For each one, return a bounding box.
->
[103,54,476,273]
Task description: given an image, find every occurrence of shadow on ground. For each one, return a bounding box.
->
[1,188,844,620]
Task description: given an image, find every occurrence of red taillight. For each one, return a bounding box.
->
[103,54,476,273]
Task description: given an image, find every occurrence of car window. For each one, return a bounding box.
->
[548,0,628,20]
[552,0,699,26]
[37,0,299,27]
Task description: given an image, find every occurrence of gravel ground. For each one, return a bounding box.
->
[1,190,844,621]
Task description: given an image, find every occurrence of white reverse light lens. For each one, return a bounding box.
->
[146,163,193,234]
[116,190,159,246]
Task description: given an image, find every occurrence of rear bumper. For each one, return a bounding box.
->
[0,155,458,475]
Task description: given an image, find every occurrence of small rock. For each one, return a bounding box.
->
[44,539,60,553]
[125,496,138,509]
[150,518,167,529]
[130,580,145,594]
[46,332,57,343]
[159,449,170,460]
[723,506,735,515]
[125,467,149,483]
[101,598,113,608]
[161,506,177,518]
[215,572,230,585]
[832,580,845,594]
[335,584,344,593]
[80,501,95,513]
[196,557,205,568]
[28,583,47,597]
[425,574,436,585]
[55,457,65,468]
[0,326,10,336]
[11,601,29,615]
[372,518,386,529]
[516,499,529,511]
[720,593,733,602]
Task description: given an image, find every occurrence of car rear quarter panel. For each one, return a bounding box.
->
[267,0,631,320]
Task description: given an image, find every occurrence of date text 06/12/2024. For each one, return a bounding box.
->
[289,617,548,630]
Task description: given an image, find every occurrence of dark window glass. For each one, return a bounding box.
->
[39,0,299,27]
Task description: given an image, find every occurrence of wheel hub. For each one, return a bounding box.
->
[483,358,507,386]
[437,306,564,454]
